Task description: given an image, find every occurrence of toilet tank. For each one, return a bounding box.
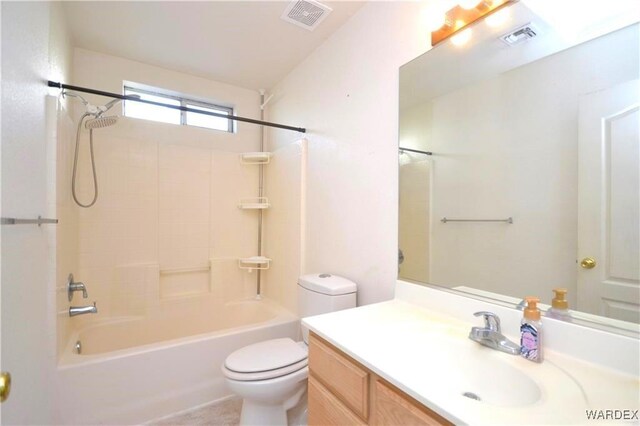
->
[298,274,357,342]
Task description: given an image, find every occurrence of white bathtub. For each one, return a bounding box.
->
[55,297,298,425]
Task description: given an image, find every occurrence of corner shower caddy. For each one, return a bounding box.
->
[238,152,273,274]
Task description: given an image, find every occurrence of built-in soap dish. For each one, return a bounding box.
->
[240,152,272,165]
[238,256,271,272]
[238,197,270,210]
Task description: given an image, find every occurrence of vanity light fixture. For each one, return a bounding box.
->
[458,0,483,10]
[431,0,517,46]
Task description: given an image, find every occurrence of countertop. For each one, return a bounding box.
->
[302,299,640,425]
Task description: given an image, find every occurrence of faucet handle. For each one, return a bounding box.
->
[78,284,88,299]
[67,274,89,301]
[473,311,501,333]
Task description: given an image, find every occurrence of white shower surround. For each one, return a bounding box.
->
[54,137,307,423]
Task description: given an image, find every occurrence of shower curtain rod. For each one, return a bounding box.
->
[47,81,306,133]
[399,147,432,156]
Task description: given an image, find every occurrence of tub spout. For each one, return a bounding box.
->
[69,301,98,317]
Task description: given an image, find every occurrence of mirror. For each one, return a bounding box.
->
[398,0,639,335]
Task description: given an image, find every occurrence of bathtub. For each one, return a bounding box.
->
[55,297,299,425]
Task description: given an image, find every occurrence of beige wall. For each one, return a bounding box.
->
[398,155,430,283]
[398,101,434,283]
[266,2,430,305]
[400,24,639,305]
[54,100,79,358]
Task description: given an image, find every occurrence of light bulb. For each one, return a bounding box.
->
[451,27,472,46]
[458,0,482,9]
[485,8,510,27]
[422,4,449,32]
[426,12,447,31]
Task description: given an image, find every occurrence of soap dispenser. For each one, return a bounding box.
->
[520,297,543,363]
[546,288,571,322]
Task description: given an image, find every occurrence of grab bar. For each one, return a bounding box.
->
[1,216,58,226]
[441,217,513,224]
[159,265,210,275]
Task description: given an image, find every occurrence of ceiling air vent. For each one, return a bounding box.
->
[500,23,540,46]
[281,0,333,31]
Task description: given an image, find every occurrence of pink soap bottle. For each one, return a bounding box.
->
[520,297,543,363]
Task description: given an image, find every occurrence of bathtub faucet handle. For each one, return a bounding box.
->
[67,273,88,301]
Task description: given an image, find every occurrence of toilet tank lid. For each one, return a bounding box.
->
[298,274,357,296]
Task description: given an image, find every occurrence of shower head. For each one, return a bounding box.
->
[85,116,118,129]
[100,94,141,114]
[84,94,142,128]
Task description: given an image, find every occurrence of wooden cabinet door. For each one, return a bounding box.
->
[309,333,369,419]
[374,380,451,426]
[309,375,367,426]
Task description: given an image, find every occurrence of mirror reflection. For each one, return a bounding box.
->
[398,1,639,330]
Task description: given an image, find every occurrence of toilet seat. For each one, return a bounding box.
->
[223,358,308,381]
[223,338,308,382]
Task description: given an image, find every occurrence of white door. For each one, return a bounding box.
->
[1,2,56,423]
[577,79,640,322]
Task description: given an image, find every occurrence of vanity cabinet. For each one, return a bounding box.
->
[308,332,452,426]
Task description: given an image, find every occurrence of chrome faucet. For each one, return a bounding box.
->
[67,274,88,301]
[469,311,520,355]
[69,302,98,317]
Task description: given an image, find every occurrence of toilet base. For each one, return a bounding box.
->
[239,384,306,426]
[240,400,288,425]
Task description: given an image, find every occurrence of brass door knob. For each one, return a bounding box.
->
[0,371,11,403]
[580,257,596,269]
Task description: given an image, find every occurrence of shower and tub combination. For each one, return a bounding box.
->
[53,83,308,424]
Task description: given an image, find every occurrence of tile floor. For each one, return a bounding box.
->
[149,393,307,425]
[149,397,242,426]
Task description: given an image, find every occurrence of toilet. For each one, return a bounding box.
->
[222,274,357,425]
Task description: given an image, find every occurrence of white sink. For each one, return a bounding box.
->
[423,335,542,407]
[452,350,541,407]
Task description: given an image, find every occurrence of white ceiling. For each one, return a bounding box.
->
[63,1,365,91]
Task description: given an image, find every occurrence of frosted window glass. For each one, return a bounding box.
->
[124,89,181,125]
[185,104,230,131]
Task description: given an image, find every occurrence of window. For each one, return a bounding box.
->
[123,86,234,132]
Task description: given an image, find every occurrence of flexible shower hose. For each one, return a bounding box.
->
[72,113,99,208]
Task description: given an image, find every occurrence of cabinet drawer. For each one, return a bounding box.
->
[374,380,452,426]
[309,375,367,426]
[309,333,369,420]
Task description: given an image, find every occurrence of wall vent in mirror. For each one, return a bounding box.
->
[501,23,539,46]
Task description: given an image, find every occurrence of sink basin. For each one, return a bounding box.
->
[427,336,542,407]
[452,352,541,407]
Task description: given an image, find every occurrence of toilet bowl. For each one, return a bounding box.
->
[222,274,357,425]
[222,338,309,425]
